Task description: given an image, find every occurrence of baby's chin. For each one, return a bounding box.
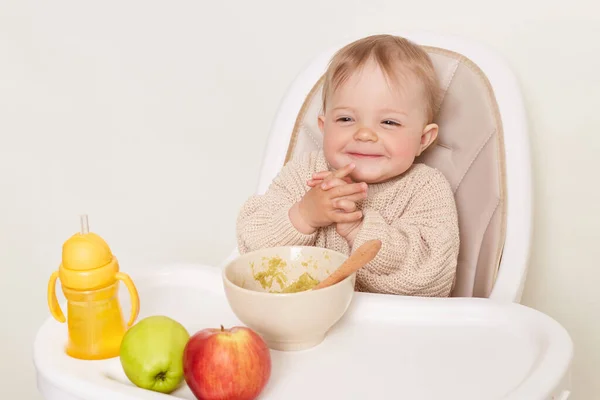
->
[326,153,399,183]
[349,168,389,184]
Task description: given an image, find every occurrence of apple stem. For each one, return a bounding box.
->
[220,325,224,332]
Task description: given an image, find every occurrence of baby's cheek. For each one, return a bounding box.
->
[322,136,336,155]
[322,137,344,168]
[323,132,347,152]
[390,138,421,159]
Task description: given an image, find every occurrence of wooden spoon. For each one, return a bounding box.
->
[313,239,382,290]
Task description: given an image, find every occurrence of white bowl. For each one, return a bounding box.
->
[222,246,355,351]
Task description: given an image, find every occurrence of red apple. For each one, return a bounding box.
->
[183,325,271,400]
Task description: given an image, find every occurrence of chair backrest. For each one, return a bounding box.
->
[252,32,532,302]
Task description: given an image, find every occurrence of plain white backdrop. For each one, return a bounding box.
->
[1,0,598,398]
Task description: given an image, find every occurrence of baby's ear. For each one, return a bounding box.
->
[418,123,439,156]
[318,115,325,134]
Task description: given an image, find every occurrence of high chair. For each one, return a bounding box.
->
[229,31,533,303]
[34,31,573,400]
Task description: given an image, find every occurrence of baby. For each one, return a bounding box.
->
[236,34,460,297]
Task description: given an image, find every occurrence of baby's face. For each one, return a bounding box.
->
[319,60,437,184]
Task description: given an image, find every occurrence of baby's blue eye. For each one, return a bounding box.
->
[336,117,352,122]
[382,120,400,126]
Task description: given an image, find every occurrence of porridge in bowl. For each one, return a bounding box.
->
[232,248,342,294]
[250,254,325,293]
[222,246,356,351]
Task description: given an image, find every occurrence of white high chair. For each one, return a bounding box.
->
[34,32,573,400]
[239,31,531,302]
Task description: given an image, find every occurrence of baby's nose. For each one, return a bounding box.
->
[354,127,378,142]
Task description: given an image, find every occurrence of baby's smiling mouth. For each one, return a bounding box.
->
[347,152,383,159]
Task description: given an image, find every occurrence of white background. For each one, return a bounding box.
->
[1,0,598,398]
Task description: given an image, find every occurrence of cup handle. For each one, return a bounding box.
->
[47,271,66,323]
[115,272,140,327]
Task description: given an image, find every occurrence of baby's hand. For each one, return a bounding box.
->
[290,164,367,234]
[307,163,368,213]
[306,165,367,244]
[307,170,353,188]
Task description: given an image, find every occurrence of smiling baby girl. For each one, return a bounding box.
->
[236,34,459,297]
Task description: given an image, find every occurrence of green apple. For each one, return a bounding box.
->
[119,315,190,394]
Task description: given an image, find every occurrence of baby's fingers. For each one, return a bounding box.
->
[306,178,323,187]
[331,210,363,223]
[333,191,368,203]
[329,182,368,198]
[308,170,354,188]
[312,171,331,180]
[332,163,355,179]
[321,177,351,190]
[333,199,357,213]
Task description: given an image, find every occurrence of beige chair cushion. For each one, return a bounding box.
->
[283,46,507,298]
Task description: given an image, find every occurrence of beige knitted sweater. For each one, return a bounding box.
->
[236,150,460,297]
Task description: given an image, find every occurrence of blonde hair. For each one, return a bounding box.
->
[321,34,441,123]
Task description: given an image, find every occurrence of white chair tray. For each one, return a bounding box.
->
[34,264,573,400]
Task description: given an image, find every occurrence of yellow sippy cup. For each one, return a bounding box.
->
[47,215,140,360]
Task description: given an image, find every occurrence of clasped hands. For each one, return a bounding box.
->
[289,163,367,244]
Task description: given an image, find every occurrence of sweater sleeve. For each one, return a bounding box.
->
[236,154,318,253]
[352,172,460,297]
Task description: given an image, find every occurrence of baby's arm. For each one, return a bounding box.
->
[236,156,317,253]
[352,173,460,297]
